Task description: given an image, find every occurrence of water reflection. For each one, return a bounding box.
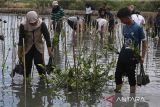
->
[52,45,61,67]
[154,39,160,71]
[12,80,54,107]
[155,39,160,58]
[64,89,104,107]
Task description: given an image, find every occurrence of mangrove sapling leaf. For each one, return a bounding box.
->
[107,75,114,80]
[129,41,141,59]
[55,67,61,75]
[71,81,76,88]
[68,69,74,78]
[66,92,72,95]
[52,33,59,46]
[2,64,5,69]
[37,64,45,69]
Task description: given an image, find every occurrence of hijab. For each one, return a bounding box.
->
[21,11,42,31]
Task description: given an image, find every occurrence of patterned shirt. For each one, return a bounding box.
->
[51,7,64,22]
[123,22,145,49]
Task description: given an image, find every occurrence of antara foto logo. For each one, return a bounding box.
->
[105,95,115,104]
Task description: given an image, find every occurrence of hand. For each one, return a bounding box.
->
[62,16,67,20]
[49,19,53,30]
[140,57,144,64]
[48,47,53,57]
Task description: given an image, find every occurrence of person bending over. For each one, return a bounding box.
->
[18,11,52,78]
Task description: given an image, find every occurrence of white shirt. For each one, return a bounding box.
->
[96,18,108,32]
[131,14,145,26]
[85,7,93,14]
[68,16,78,23]
[68,16,83,23]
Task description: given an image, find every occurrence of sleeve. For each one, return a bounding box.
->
[60,8,65,17]
[18,24,25,46]
[138,26,145,41]
[41,22,52,47]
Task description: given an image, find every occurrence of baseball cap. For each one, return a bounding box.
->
[52,1,58,6]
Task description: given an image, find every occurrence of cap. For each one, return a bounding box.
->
[52,1,58,6]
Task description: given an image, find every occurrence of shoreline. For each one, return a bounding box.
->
[0,8,157,17]
[0,8,86,15]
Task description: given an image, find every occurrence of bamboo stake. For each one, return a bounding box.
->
[2,20,6,69]
[11,28,16,79]
[64,22,67,71]
[22,38,26,107]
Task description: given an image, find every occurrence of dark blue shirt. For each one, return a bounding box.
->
[118,22,145,63]
[122,22,145,49]
[155,15,160,28]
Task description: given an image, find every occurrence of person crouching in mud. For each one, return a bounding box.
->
[97,8,108,39]
[67,16,85,37]
[18,11,52,78]
[115,7,147,93]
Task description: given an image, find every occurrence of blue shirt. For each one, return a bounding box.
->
[122,22,145,49]
[155,15,160,27]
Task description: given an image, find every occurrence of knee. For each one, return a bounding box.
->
[128,76,136,86]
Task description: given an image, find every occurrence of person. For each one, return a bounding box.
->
[128,4,136,14]
[115,7,147,93]
[98,6,107,18]
[148,16,153,28]
[18,11,52,78]
[85,3,94,26]
[106,7,115,42]
[96,8,108,39]
[51,1,65,39]
[146,16,153,36]
[128,4,145,27]
[67,16,84,37]
[154,9,160,37]
[131,11,145,27]
[98,3,107,18]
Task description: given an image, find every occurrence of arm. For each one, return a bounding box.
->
[139,26,147,64]
[41,22,53,57]
[18,24,24,62]
[58,8,65,20]
[60,8,65,17]
[140,40,147,64]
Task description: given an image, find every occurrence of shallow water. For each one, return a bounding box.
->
[0,13,160,107]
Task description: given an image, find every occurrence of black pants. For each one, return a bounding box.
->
[25,45,45,77]
[155,26,160,37]
[85,14,91,25]
[52,21,63,35]
[115,60,136,86]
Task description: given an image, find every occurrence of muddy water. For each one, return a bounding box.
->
[0,14,160,107]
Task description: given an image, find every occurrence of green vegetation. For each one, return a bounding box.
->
[0,0,160,11]
[37,27,117,103]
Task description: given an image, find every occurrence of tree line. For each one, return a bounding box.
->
[0,0,160,12]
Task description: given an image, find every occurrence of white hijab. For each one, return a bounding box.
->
[21,11,42,31]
